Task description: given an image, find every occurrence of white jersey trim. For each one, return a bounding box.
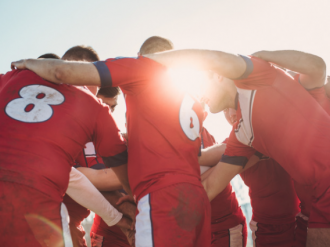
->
[235,88,256,147]
[61,203,73,247]
[136,194,154,247]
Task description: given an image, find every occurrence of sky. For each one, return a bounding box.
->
[1,0,330,142]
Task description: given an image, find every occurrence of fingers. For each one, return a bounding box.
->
[11,60,25,70]
[116,195,135,205]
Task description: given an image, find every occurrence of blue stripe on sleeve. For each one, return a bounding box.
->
[235,55,254,80]
[221,154,248,168]
[93,61,113,88]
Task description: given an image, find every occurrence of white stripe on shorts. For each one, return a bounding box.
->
[61,203,73,247]
[136,194,153,247]
[229,224,244,247]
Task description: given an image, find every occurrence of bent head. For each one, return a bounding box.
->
[62,45,100,94]
[202,73,237,113]
[96,87,121,112]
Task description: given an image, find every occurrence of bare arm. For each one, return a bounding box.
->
[199,143,226,167]
[110,164,133,197]
[76,167,122,191]
[202,162,243,201]
[11,59,101,86]
[145,49,247,79]
[202,154,260,201]
[252,50,326,89]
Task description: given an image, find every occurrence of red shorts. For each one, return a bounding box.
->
[90,221,130,247]
[211,221,247,247]
[309,185,330,228]
[250,220,295,247]
[135,183,211,247]
[0,181,71,247]
[294,213,308,247]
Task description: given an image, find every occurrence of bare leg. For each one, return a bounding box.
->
[307,228,330,247]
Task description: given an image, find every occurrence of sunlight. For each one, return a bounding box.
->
[168,68,208,98]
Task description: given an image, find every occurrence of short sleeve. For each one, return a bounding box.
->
[221,128,256,168]
[93,56,167,95]
[93,105,128,168]
[234,55,277,90]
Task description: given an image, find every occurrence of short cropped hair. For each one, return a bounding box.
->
[38,53,60,59]
[97,87,121,98]
[139,36,173,55]
[62,45,99,62]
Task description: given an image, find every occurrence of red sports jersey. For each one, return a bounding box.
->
[0,70,127,245]
[94,57,204,201]
[222,56,330,196]
[240,159,299,224]
[201,128,246,232]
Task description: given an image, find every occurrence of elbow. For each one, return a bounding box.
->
[311,56,326,79]
[54,65,69,83]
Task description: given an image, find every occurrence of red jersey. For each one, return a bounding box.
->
[94,57,204,200]
[201,128,245,230]
[222,56,330,196]
[240,159,299,224]
[0,70,127,202]
[294,84,330,217]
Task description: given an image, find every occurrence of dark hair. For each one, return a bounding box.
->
[139,36,173,55]
[62,45,99,62]
[38,53,60,59]
[97,87,121,98]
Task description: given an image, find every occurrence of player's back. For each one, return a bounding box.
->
[0,69,109,199]
[233,57,330,187]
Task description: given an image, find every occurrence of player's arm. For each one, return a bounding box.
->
[202,161,243,201]
[66,167,134,230]
[252,50,326,89]
[105,163,133,197]
[76,167,122,191]
[11,58,101,86]
[325,76,330,98]
[199,143,226,167]
[201,154,260,201]
[145,49,247,79]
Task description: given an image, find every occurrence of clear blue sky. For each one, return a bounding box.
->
[1,0,329,141]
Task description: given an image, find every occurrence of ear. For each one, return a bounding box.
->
[137,52,141,56]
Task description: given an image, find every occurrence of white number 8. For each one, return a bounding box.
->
[179,94,200,141]
[5,85,65,123]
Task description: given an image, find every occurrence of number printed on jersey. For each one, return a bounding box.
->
[5,85,65,123]
[179,94,200,141]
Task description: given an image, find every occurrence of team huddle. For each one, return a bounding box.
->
[1,36,330,247]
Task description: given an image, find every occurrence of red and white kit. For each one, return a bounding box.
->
[93,56,211,247]
[293,83,330,247]
[0,70,127,247]
[221,56,330,229]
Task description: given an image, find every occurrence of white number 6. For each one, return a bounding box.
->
[179,94,200,141]
[5,85,65,123]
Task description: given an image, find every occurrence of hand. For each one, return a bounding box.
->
[116,195,136,205]
[117,201,136,230]
[120,228,136,247]
[116,215,134,231]
[11,59,27,70]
